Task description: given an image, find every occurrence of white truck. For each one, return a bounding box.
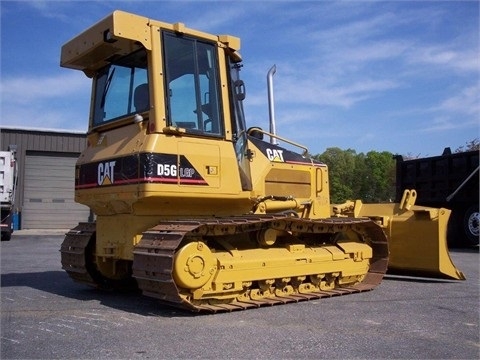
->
[1,147,17,241]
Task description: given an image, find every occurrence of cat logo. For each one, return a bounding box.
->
[97,161,116,186]
[266,148,285,162]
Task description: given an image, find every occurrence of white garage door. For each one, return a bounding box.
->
[22,154,90,229]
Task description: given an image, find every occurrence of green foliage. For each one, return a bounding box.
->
[314,148,396,204]
[313,139,477,204]
[363,151,396,202]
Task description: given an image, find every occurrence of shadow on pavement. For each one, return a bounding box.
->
[448,246,479,253]
[0,270,195,318]
[383,274,459,283]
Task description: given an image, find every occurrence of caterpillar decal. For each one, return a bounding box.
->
[76,153,207,189]
[248,137,326,167]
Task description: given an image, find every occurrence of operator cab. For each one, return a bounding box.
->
[61,11,252,191]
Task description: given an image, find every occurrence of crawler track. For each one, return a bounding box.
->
[60,216,388,313]
[132,216,388,313]
[60,222,100,287]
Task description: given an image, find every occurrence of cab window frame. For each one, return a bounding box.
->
[91,49,149,127]
[162,30,224,138]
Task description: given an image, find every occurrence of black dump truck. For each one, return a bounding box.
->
[395,148,479,247]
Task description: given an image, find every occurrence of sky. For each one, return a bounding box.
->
[1,0,479,157]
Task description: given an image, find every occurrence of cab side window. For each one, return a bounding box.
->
[163,31,222,136]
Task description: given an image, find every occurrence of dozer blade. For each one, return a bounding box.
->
[333,193,465,280]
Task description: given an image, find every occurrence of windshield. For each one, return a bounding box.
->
[92,49,148,126]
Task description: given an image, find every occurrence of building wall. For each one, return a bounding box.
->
[1,127,88,229]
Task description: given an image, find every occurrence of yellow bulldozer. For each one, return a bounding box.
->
[60,10,464,313]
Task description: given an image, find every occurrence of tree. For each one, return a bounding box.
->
[312,140,477,204]
[313,148,395,203]
[403,139,479,159]
[314,148,357,203]
[455,138,479,153]
[362,151,396,202]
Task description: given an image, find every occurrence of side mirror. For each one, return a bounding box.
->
[234,80,246,101]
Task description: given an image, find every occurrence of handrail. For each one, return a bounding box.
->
[446,165,480,202]
[248,127,309,156]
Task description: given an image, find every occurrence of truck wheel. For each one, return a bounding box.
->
[1,232,12,241]
[463,205,479,246]
[446,213,460,247]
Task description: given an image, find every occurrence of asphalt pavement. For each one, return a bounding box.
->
[1,232,479,359]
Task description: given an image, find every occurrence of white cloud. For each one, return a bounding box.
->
[24,0,71,21]
[311,12,397,45]
[1,72,89,104]
[1,72,90,130]
[177,5,248,32]
[274,73,400,108]
[407,45,480,73]
[420,116,463,133]
[414,86,479,135]
[339,41,410,64]
[0,105,88,132]
[436,86,480,116]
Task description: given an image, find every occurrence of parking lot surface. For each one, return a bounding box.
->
[1,233,479,359]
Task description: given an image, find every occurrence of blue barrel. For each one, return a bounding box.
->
[12,212,19,230]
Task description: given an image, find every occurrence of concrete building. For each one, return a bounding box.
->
[1,127,90,229]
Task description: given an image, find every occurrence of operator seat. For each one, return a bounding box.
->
[134,83,149,112]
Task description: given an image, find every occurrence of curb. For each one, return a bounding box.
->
[12,229,69,236]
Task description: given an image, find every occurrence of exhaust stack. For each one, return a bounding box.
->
[267,65,277,145]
